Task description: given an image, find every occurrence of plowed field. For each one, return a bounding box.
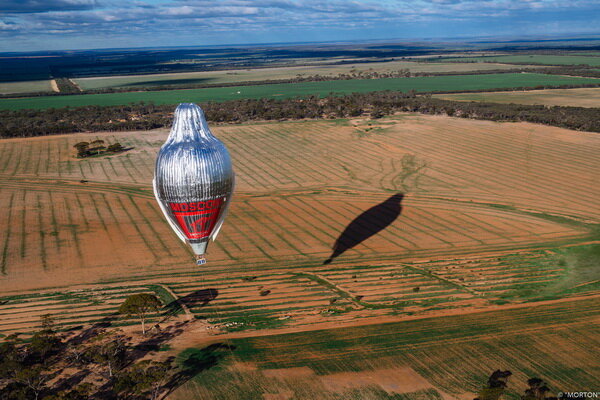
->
[1,114,599,398]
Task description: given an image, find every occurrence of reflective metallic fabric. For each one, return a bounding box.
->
[153,103,234,263]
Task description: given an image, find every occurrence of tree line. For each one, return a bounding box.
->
[73,139,126,158]
[0,293,200,399]
[1,90,598,139]
[475,370,561,400]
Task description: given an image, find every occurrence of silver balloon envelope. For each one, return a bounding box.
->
[153,103,234,265]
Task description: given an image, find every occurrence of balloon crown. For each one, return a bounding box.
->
[167,103,213,143]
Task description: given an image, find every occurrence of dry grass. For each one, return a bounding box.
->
[0,80,52,95]
[435,87,600,108]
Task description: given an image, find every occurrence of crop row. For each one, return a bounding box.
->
[0,187,191,280]
[1,118,597,223]
[173,297,600,399]
[383,117,600,219]
[0,134,156,185]
[0,285,167,336]
[167,273,355,329]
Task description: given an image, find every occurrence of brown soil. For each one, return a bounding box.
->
[1,114,598,344]
[319,367,432,395]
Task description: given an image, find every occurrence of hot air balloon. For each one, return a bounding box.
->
[153,103,234,265]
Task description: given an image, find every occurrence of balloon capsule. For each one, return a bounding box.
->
[153,103,234,264]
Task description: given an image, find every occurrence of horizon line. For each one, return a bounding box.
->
[2,33,600,56]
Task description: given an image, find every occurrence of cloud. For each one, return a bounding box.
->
[0,0,598,51]
[0,0,97,14]
[0,21,19,31]
[428,0,462,4]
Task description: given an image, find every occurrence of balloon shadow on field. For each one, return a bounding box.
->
[164,288,218,318]
[324,193,404,265]
[178,288,219,308]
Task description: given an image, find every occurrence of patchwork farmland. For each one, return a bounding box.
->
[0,73,598,110]
[72,61,534,90]
[435,87,600,108]
[0,113,598,398]
[171,297,599,400]
[428,54,600,66]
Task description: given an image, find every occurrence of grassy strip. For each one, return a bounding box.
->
[127,195,172,256]
[1,192,15,275]
[145,284,177,306]
[63,196,83,262]
[114,196,159,260]
[290,271,409,310]
[481,203,600,236]
[74,193,90,231]
[36,194,47,269]
[19,190,26,258]
[144,200,193,256]
[293,272,361,304]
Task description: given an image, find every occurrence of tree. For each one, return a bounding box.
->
[522,378,555,400]
[42,383,94,400]
[0,334,23,386]
[14,365,50,400]
[88,145,106,155]
[114,360,172,400]
[119,293,162,335]
[0,326,58,400]
[72,142,89,158]
[370,107,385,119]
[65,341,87,366]
[86,332,128,378]
[107,142,124,153]
[474,370,512,400]
[89,139,106,155]
[29,314,60,362]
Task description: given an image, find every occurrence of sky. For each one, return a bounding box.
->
[0,0,599,52]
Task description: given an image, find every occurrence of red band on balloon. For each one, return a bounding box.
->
[169,197,225,239]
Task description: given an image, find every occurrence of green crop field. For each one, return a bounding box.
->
[1,73,598,110]
[73,61,529,90]
[171,297,600,400]
[432,54,600,66]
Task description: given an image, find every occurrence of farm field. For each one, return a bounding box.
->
[1,73,598,110]
[0,113,599,343]
[0,284,169,335]
[429,54,600,66]
[0,79,52,95]
[73,61,531,90]
[170,296,600,400]
[434,87,600,108]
